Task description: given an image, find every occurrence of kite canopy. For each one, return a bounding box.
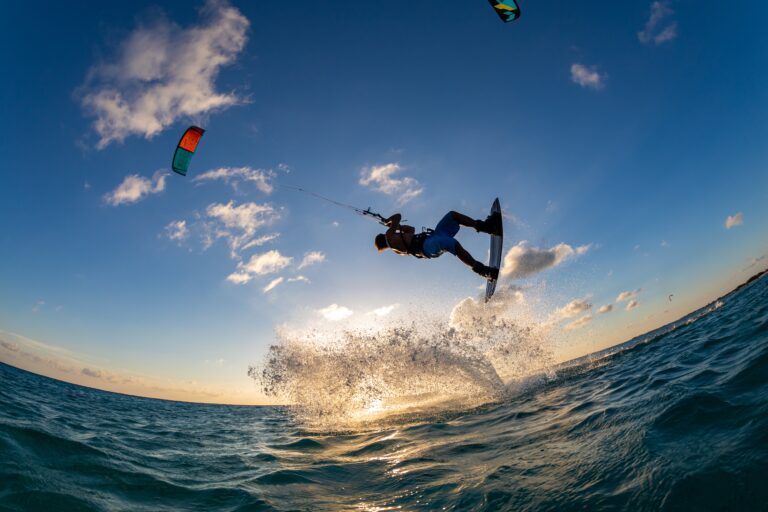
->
[172,126,205,176]
[488,0,520,22]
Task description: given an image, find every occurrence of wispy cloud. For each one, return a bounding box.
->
[570,63,606,90]
[79,0,249,148]
[104,171,167,206]
[369,304,399,317]
[164,220,188,242]
[263,277,284,293]
[744,255,768,271]
[616,288,642,302]
[205,201,280,258]
[626,299,640,311]
[359,163,423,205]
[297,251,326,270]
[226,250,292,284]
[552,298,593,321]
[638,1,677,45]
[260,275,311,293]
[598,304,614,314]
[502,241,590,278]
[1,340,20,352]
[725,212,744,229]
[81,367,104,378]
[32,301,45,313]
[317,304,353,321]
[193,167,275,194]
[565,315,593,330]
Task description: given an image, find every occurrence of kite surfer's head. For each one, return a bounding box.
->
[375,234,388,251]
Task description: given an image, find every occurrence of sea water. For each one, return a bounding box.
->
[2,277,767,511]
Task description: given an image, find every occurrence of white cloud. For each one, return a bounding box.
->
[164,220,188,242]
[317,304,353,321]
[193,167,275,194]
[80,0,249,148]
[598,304,614,314]
[502,241,590,278]
[297,251,326,270]
[263,277,284,293]
[104,171,167,206]
[570,63,606,90]
[224,271,252,285]
[616,288,642,302]
[638,1,677,45]
[369,304,400,317]
[553,298,592,321]
[359,163,423,205]
[287,275,310,284]
[565,315,593,330]
[626,299,640,311]
[32,301,45,313]
[205,201,280,257]
[226,250,292,284]
[725,212,744,229]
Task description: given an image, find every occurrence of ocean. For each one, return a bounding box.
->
[2,276,768,511]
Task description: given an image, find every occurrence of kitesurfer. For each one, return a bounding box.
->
[374,211,501,279]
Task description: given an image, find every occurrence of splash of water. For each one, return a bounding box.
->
[250,296,553,425]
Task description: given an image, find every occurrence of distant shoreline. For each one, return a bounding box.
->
[718,268,768,302]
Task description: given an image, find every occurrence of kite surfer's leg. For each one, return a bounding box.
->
[454,241,479,268]
[449,211,480,230]
[445,211,501,236]
[454,241,498,279]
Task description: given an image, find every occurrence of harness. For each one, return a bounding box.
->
[389,229,433,259]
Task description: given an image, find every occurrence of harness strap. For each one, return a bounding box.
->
[403,232,427,259]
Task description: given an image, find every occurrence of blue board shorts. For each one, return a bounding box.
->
[422,212,460,258]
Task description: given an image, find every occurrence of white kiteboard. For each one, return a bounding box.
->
[485,198,503,302]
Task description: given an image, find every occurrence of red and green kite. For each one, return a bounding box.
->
[172,126,205,176]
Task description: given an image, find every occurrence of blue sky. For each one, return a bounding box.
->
[2,0,767,403]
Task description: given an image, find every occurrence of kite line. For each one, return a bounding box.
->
[279,185,389,226]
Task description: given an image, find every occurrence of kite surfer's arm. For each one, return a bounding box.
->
[384,213,402,228]
[384,213,416,234]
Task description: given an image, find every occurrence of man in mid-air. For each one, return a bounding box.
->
[374,210,501,279]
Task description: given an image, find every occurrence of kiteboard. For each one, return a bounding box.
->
[485,198,503,302]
